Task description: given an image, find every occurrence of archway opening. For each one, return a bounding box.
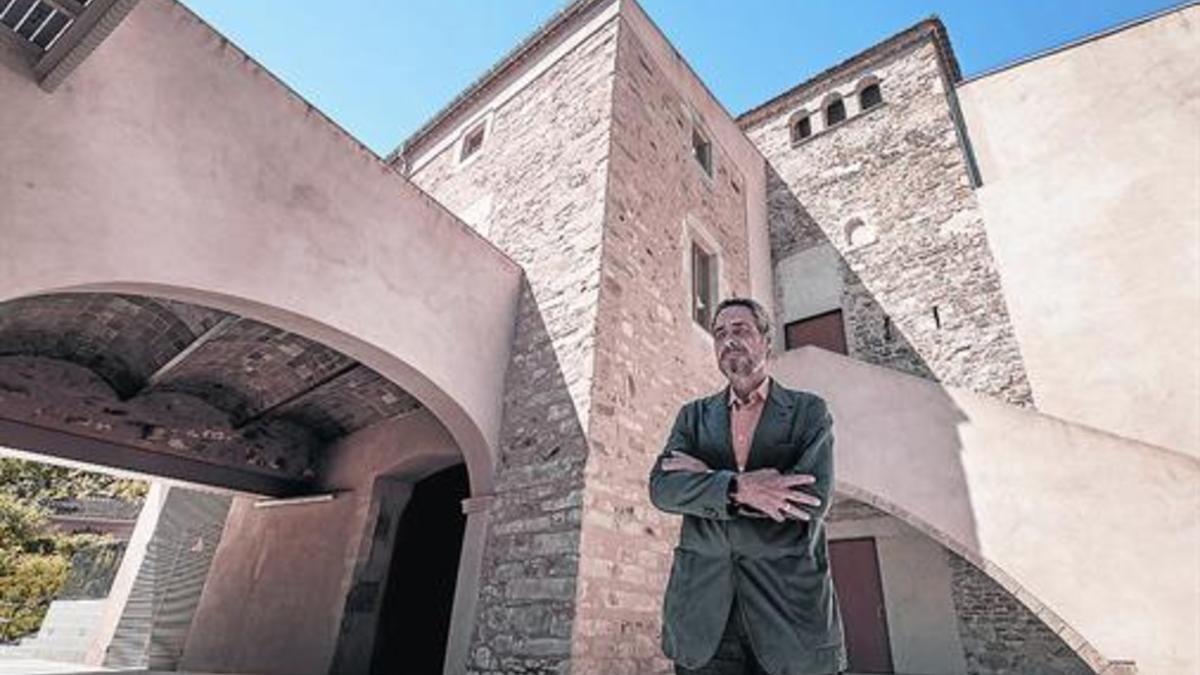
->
[827,495,1097,674]
[0,291,473,673]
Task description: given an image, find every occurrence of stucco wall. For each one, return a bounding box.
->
[957,5,1200,455]
[0,0,522,492]
[179,408,460,674]
[772,346,1199,675]
[828,513,969,675]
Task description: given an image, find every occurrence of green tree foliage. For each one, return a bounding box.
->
[0,457,147,642]
[0,458,148,502]
[0,550,69,642]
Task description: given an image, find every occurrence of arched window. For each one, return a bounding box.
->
[825,97,846,127]
[859,83,883,111]
[791,114,812,143]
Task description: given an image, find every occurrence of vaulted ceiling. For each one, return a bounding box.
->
[0,293,423,494]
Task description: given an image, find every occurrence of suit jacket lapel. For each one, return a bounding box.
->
[745,380,796,471]
[708,388,735,471]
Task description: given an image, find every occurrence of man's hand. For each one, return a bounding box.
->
[661,451,712,473]
[732,468,820,522]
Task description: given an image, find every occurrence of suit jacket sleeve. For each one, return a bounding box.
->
[789,396,836,524]
[648,403,737,521]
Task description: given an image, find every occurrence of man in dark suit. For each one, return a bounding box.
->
[649,297,847,675]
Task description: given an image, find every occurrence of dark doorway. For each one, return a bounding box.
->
[370,463,469,675]
[829,537,894,673]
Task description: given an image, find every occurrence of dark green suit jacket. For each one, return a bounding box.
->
[649,380,847,675]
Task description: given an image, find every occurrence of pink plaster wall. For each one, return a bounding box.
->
[0,0,521,493]
[179,408,460,674]
[772,346,1199,675]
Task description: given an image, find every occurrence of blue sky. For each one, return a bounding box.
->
[180,1,1183,156]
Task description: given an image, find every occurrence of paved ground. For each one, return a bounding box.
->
[0,657,240,674]
[0,658,110,674]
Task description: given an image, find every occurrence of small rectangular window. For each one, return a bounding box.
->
[692,126,712,177]
[459,123,486,162]
[692,243,717,330]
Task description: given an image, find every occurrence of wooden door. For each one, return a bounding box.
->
[829,537,893,673]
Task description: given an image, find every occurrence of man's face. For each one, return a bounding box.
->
[713,305,769,380]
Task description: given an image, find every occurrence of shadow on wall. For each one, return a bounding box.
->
[762,164,1106,673]
[456,277,593,674]
[765,164,938,382]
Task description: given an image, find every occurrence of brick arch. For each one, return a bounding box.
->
[853,73,881,90]
[833,481,1109,673]
[787,107,813,142]
[821,92,848,127]
[17,282,498,496]
[854,75,883,114]
[2,12,523,498]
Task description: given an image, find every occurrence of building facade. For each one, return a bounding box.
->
[1,0,1196,674]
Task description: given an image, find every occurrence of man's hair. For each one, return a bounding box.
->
[711,297,772,338]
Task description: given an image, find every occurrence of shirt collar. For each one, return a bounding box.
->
[728,377,771,409]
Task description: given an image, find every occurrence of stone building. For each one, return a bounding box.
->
[1,1,1196,674]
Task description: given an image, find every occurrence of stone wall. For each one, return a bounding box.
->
[743,35,1033,407]
[569,15,756,674]
[947,553,1093,675]
[405,13,620,674]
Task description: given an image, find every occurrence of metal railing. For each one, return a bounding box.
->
[0,0,88,53]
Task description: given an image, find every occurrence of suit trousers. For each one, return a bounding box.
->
[673,598,843,675]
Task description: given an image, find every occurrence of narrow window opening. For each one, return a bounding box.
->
[932,305,941,329]
[825,98,847,127]
[883,317,892,342]
[691,242,717,330]
[859,83,883,110]
[459,123,486,162]
[792,115,812,143]
[692,126,712,177]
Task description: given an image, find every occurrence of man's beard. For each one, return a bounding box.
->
[721,351,759,378]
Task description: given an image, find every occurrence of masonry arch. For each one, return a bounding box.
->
[3,5,527,667]
[821,91,848,127]
[829,482,1103,673]
[15,282,500,496]
[788,108,813,143]
[0,285,503,674]
[854,74,883,113]
[772,346,1194,674]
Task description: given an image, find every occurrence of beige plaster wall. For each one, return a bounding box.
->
[772,346,1199,675]
[179,407,460,675]
[774,244,844,332]
[957,5,1200,455]
[0,0,522,491]
[828,516,968,675]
